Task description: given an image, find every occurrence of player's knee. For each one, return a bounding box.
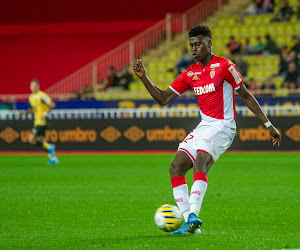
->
[196,165,209,174]
[195,162,210,174]
[169,162,184,177]
[194,152,214,174]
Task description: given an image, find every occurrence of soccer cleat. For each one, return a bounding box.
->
[187,213,203,233]
[48,144,56,158]
[48,156,59,165]
[170,222,188,234]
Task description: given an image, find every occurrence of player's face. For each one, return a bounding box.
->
[30,81,39,93]
[189,35,212,62]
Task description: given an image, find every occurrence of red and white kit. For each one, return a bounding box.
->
[169,55,244,162]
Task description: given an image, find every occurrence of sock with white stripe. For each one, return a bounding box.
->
[171,176,190,222]
[189,172,208,217]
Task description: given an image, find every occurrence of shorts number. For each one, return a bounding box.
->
[184,135,194,143]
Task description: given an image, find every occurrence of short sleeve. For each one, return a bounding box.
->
[169,70,191,96]
[41,93,52,105]
[223,60,244,90]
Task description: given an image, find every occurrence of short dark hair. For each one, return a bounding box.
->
[31,79,40,85]
[188,25,212,39]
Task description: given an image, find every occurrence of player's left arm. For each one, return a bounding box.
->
[237,84,281,146]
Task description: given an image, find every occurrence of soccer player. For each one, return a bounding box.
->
[133,26,281,234]
[19,79,59,165]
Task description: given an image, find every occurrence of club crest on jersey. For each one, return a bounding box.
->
[192,75,200,80]
[210,69,215,79]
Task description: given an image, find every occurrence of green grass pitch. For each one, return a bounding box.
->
[0,153,299,249]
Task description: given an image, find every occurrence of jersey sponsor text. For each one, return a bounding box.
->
[193,83,215,96]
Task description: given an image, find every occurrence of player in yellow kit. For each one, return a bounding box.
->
[19,79,59,165]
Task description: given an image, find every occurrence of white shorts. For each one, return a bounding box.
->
[178,120,236,163]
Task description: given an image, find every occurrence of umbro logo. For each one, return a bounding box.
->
[202,139,210,144]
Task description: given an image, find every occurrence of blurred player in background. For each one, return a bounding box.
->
[133,25,281,234]
[19,79,59,165]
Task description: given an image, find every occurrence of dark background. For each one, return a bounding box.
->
[0,0,203,94]
[0,0,202,24]
[0,117,299,151]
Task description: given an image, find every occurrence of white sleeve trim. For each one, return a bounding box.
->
[169,86,181,96]
[234,85,241,90]
[41,96,51,105]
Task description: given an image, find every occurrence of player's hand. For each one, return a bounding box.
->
[41,115,46,121]
[268,125,281,146]
[133,59,146,78]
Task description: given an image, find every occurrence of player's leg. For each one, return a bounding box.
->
[169,151,193,177]
[40,137,54,156]
[187,123,235,233]
[33,126,50,153]
[190,151,213,216]
[29,129,51,154]
[30,127,46,150]
[187,151,213,233]
[44,138,58,165]
[38,125,59,165]
[31,126,58,164]
[169,151,193,220]
[169,151,194,235]
[29,130,49,153]
[28,132,37,145]
[35,136,49,153]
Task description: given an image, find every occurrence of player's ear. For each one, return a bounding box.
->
[208,39,212,48]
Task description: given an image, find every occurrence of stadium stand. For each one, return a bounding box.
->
[137,0,300,98]
[0,0,299,152]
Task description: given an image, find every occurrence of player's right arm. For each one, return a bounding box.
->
[133,59,178,105]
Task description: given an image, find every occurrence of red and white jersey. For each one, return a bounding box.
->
[169,55,243,125]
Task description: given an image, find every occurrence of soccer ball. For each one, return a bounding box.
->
[154,204,183,232]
